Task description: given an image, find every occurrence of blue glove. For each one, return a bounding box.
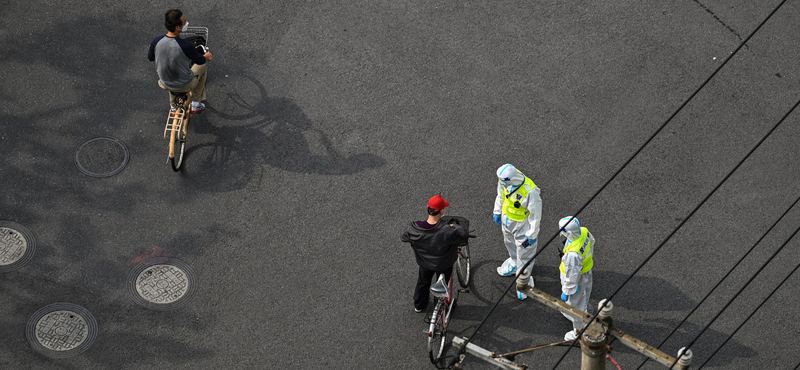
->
[561,293,568,302]
[521,237,536,248]
[493,214,501,225]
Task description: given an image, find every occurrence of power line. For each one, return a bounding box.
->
[448,0,791,368]
[666,221,800,369]
[551,88,800,369]
[697,262,800,369]
[633,194,800,370]
[445,0,790,366]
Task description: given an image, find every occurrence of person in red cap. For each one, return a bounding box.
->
[401,195,470,312]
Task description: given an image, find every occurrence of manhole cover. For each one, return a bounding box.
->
[0,221,36,273]
[26,303,98,358]
[75,137,129,177]
[127,257,198,310]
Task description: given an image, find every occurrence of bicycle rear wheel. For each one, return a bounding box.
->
[427,301,447,364]
[456,244,471,287]
[170,140,185,171]
[170,111,189,172]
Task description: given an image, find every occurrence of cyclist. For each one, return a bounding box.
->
[147,9,213,113]
[401,195,469,313]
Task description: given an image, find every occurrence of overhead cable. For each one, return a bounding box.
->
[697,262,800,369]
[634,195,800,370]
[553,92,800,369]
[666,221,800,369]
[449,0,790,368]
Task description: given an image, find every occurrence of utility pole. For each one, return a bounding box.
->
[454,286,694,370]
[580,321,607,370]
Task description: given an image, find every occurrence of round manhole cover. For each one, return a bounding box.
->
[26,303,98,358]
[0,221,36,273]
[128,257,198,310]
[75,137,129,177]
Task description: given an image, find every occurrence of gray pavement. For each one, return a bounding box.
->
[2,0,800,369]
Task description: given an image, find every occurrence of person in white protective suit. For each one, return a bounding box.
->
[558,216,595,341]
[493,164,542,300]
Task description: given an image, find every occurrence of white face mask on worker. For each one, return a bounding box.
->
[181,22,189,31]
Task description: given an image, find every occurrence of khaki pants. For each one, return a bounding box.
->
[159,63,208,105]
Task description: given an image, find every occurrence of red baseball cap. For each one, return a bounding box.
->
[427,195,450,211]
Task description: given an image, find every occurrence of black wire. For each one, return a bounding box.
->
[697,262,800,369]
[446,0,789,368]
[434,355,457,369]
[554,93,800,370]
[547,4,795,368]
[666,222,800,369]
[633,195,800,370]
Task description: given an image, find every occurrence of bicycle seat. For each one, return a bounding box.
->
[430,274,449,299]
[170,91,189,97]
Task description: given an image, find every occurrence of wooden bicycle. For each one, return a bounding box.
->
[164,91,191,171]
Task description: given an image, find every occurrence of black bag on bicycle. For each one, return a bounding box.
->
[182,35,207,54]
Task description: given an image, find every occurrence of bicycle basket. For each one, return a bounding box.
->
[182,26,208,47]
[441,216,469,231]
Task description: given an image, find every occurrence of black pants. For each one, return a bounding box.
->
[414,266,453,311]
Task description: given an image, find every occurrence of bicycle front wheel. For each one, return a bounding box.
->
[427,301,447,364]
[456,244,471,287]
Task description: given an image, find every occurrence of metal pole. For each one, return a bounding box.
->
[452,336,527,370]
[580,321,608,370]
[520,286,685,369]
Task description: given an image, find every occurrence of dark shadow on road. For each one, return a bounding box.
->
[443,262,755,368]
[176,70,385,192]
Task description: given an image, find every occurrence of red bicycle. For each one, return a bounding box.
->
[427,216,473,364]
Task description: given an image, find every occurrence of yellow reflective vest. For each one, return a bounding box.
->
[501,177,537,222]
[559,227,593,275]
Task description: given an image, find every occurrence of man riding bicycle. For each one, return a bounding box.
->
[147,9,213,113]
[401,195,470,313]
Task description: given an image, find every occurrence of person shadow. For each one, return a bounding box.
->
[180,72,386,192]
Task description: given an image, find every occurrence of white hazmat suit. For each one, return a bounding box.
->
[493,164,542,300]
[558,216,595,340]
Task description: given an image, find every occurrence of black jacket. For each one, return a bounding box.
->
[401,221,469,271]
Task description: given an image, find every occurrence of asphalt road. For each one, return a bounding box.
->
[2,0,800,369]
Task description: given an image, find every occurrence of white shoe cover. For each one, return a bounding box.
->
[564,330,578,341]
[497,258,517,276]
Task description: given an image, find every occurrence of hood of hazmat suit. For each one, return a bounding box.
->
[496,164,525,192]
[559,216,581,241]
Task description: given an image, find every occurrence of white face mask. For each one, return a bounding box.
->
[180,21,189,31]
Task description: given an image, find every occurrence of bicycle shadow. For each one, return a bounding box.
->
[180,71,386,192]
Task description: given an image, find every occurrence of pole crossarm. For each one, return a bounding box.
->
[521,286,688,370]
[452,336,528,370]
